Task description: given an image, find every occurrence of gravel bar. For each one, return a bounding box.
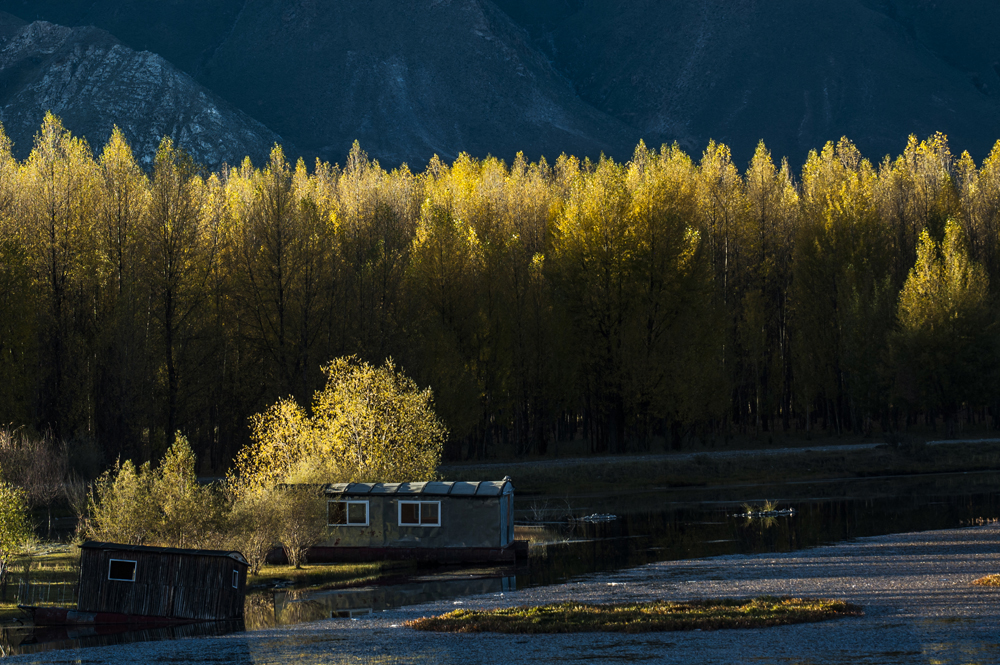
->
[7,525,999,664]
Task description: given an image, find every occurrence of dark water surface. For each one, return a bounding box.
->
[3,469,999,657]
[515,469,1000,587]
[0,620,244,658]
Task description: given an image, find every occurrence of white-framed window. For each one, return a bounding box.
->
[108,559,137,582]
[232,569,239,589]
[328,499,369,526]
[398,500,441,527]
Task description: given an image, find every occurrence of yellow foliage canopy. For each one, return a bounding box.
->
[231,356,446,496]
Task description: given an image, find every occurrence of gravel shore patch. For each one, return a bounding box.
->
[7,525,999,664]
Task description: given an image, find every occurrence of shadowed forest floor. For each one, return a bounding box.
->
[441,436,1000,493]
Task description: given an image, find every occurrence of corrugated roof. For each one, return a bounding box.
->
[421,481,453,495]
[324,479,512,497]
[449,481,480,496]
[80,541,249,566]
[475,480,508,496]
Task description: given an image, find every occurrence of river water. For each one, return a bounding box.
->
[517,469,1000,587]
[3,469,999,657]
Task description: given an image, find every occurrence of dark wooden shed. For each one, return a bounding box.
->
[76,542,248,622]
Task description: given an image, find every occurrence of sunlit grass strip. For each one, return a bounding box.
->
[971,574,1000,587]
[406,596,863,633]
[249,560,412,589]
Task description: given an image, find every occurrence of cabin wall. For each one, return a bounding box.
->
[320,496,502,549]
[499,492,513,547]
[77,549,247,620]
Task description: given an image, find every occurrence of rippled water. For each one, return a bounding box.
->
[3,469,999,657]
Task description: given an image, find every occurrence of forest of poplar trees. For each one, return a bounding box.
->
[0,113,998,472]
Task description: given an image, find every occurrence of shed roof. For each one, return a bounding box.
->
[80,541,249,566]
[324,479,513,498]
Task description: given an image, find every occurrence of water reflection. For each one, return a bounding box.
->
[0,619,245,658]
[272,572,516,625]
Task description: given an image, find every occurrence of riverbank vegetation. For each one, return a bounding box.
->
[0,484,32,594]
[2,114,1000,472]
[248,560,407,590]
[0,547,77,622]
[81,356,444,571]
[0,355,445,579]
[405,596,864,633]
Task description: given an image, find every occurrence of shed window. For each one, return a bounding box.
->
[328,500,369,526]
[232,569,239,589]
[398,500,441,526]
[108,559,137,582]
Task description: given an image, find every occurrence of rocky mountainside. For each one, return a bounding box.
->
[1,1,999,167]
[498,0,1000,165]
[0,10,282,167]
[196,0,634,166]
[0,0,244,76]
[0,0,636,166]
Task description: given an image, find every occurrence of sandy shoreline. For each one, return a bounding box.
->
[5,524,999,664]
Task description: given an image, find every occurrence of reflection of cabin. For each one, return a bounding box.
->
[309,479,524,564]
[274,574,516,624]
[76,542,248,621]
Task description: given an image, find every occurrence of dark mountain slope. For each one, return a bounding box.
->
[0,11,283,166]
[196,0,634,166]
[497,0,1000,165]
[0,0,244,75]
[0,0,636,166]
[858,0,1000,86]
[3,1,1000,167]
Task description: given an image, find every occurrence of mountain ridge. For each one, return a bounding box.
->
[0,1,998,168]
[0,10,284,167]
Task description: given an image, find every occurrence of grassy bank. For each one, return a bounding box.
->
[406,596,864,633]
[0,547,79,623]
[444,440,1000,493]
[249,560,413,590]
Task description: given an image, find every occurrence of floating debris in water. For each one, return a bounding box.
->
[734,508,796,518]
[574,513,618,523]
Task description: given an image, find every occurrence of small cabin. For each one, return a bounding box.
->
[311,479,520,563]
[77,542,248,621]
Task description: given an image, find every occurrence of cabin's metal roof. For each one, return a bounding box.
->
[80,541,249,566]
[324,479,513,498]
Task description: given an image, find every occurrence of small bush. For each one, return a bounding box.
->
[85,434,222,549]
[0,428,68,537]
[0,482,32,588]
[274,486,326,569]
[226,491,279,576]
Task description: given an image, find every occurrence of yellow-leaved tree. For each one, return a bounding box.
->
[893,220,998,432]
[227,356,446,569]
[232,356,446,494]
